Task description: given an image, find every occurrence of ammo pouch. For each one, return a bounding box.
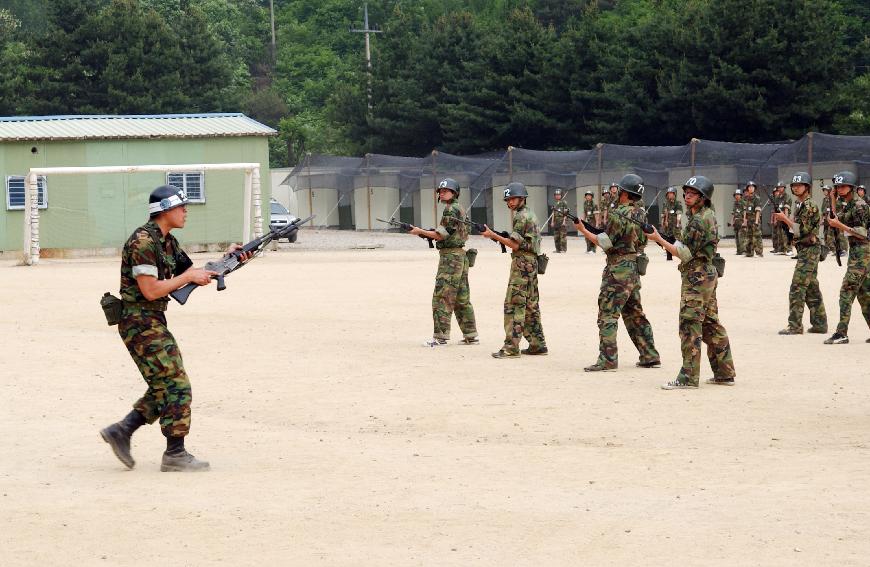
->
[712,253,725,278]
[537,253,549,275]
[819,244,829,262]
[466,248,478,268]
[100,292,123,326]
[636,252,649,276]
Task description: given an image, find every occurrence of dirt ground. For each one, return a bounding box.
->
[2,231,869,566]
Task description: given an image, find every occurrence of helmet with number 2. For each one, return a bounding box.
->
[832,171,858,188]
[503,182,528,201]
[437,178,460,198]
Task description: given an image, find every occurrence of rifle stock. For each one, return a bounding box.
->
[376,217,434,247]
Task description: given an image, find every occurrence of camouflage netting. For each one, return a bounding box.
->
[281,134,870,236]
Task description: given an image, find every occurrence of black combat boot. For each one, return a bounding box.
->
[100,410,146,469]
[161,437,210,472]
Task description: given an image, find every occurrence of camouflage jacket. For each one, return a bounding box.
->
[583,199,598,223]
[743,194,761,224]
[839,197,870,244]
[676,205,719,269]
[435,200,468,250]
[791,198,820,247]
[731,199,744,224]
[552,199,570,225]
[600,193,613,221]
[599,203,640,257]
[661,198,683,233]
[509,205,541,255]
[120,220,182,305]
[633,202,649,249]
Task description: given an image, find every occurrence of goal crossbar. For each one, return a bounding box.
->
[22,163,263,265]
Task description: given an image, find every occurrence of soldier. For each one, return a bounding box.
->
[582,190,599,254]
[730,189,745,255]
[824,171,870,344]
[742,181,763,257]
[482,182,547,358]
[823,184,850,259]
[770,182,785,254]
[660,186,683,261]
[100,185,250,471]
[600,183,616,225]
[551,188,570,253]
[774,172,827,335]
[858,185,866,200]
[410,178,479,347]
[648,176,736,389]
[575,174,660,372]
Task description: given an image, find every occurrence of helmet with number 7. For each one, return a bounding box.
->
[683,176,714,201]
[832,171,857,188]
[503,181,528,201]
[616,173,644,198]
[437,177,460,198]
[789,172,812,192]
[148,185,188,217]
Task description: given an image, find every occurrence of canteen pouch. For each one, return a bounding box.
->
[819,244,829,262]
[537,253,549,275]
[100,292,123,326]
[466,248,478,268]
[712,253,726,278]
[636,252,649,276]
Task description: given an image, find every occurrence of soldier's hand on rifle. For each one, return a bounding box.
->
[773,211,788,224]
[225,243,253,263]
[188,268,220,286]
[827,213,846,232]
[481,225,495,239]
[647,225,664,244]
[409,226,424,236]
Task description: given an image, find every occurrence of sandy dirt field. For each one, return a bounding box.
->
[2,230,869,566]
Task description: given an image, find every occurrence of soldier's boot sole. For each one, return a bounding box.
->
[635,360,661,368]
[807,327,828,334]
[160,451,210,472]
[100,424,134,470]
[704,377,735,386]
[584,363,617,372]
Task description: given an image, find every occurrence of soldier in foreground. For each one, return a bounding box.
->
[575,174,660,372]
[742,181,763,257]
[660,186,683,261]
[648,176,736,389]
[824,171,870,344]
[100,186,250,471]
[730,188,745,255]
[773,173,827,335]
[410,179,479,347]
[551,189,570,253]
[582,190,598,254]
[482,182,547,358]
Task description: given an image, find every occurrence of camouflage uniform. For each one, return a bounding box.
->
[600,192,614,225]
[673,207,736,385]
[834,197,870,336]
[743,193,763,257]
[582,198,598,253]
[785,199,827,332]
[782,194,793,254]
[823,195,850,256]
[661,198,683,260]
[119,221,192,438]
[731,197,745,254]
[501,204,546,354]
[552,198,570,252]
[771,193,793,254]
[432,201,477,341]
[593,203,659,368]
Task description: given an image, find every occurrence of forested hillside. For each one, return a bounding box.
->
[1,0,868,165]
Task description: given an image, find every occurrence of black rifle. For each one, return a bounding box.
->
[611,211,677,245]
[565,210,605,235]
[762,189,795,248]
[170,214,314,305]
[455,216,508,253]
[828,207,843,266]
[376,217,434,248]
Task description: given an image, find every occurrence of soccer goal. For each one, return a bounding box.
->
[21,163,264,265]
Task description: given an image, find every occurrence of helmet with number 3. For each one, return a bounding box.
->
[683,176,714,201]
[789,172,812,192]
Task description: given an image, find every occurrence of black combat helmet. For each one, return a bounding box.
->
[616,173,644,198]
[503,182,528,201]
[789,172,812,192]
[148,185,188,217]
[437,177,460,197]
[683,176,714,201]
[832,171,858,188]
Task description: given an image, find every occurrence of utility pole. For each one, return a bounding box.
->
[351,3,382,113]
[269,0,276,64]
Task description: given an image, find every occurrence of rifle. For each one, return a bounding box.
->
[611,211,677,245]
[763,188,794,248]
[376,217,434,248]
[565,210,605,235]
[170,214,315,305]
[455,216,508,253]
[828,206,843,267]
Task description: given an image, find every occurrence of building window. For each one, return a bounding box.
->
[6,176,47,210]
[166,172,205,203]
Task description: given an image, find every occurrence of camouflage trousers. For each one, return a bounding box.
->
[733,222,744,254]
[432,250,477,340]
[119,309,192,437]
[596,259,659,367]
[677,265,735,385]
[502,254,546,354]
[742,222,763,256]
[835,243,870,336]
[553,224,567,252]
[787,244,827,331]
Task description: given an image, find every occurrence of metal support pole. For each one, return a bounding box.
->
[243,170,253,241]
[365,153,372,230]
[23,172,39,265]
[596,143,604,212]
[690,138,698,176]
[807,132,814,183]
[432,150,438,225]
[306,152,314,226]
[252,166,263,239]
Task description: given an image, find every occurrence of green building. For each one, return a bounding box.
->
[0,113,274,257]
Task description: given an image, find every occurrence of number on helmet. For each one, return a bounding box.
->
[792,175,802,183]
[834,176,844,184]
[687,177,697,186]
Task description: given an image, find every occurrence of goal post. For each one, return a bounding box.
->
[22,163,263,265]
